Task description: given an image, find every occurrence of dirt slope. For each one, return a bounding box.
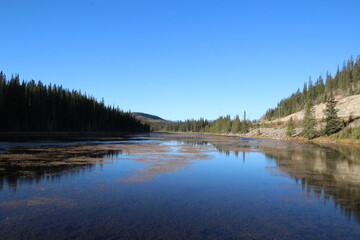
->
[265,94,360,123]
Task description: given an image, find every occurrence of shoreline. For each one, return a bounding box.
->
[1,130,360,147]
[156,130,360,147]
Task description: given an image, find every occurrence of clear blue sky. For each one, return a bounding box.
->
[1,0,360,121]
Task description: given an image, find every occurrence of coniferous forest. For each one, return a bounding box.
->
[0,72,149,132]
[264,55,360,120]
[149,114,251,134]
[150,118,209,132]
[5,55,358,135]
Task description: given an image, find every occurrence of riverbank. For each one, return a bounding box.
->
[166,129,360,147]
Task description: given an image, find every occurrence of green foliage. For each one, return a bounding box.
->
[333,126,360,139]
[203,115,232,133]
[231,115,241,133]
[323,93,342,135]
[202,114,251,134]
[240,111,250,133]
[0,72,149,132]
[286,117,295,137]
[150,118,208,132]
[150,114,252,134]
[302,100,317,139]
[264,55,360,120]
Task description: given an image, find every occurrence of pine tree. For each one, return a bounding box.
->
[286,117,295,137]
[302,100,317,139]
[224,115,231,132]
[264,55,360,121]
[323,92,342,135]
[240,111,249,133]
[0,74,150,132]
[231,115,241,133]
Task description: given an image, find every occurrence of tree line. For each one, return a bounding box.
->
[150,118,209,132]
[202,113,251,134]
[0,72,149,132]
[149,112,251,134]
[265,55,360,120]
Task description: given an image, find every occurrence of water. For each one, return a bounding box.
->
[0,133,360,239]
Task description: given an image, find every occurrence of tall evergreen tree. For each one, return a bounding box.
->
[286,117,295,137]
[264,55,360,121]
[240,111,249,133]
[302,100,317,139]
[323,93,342,135]
[231,115,241,133]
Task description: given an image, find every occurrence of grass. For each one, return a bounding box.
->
[331,126,360,139]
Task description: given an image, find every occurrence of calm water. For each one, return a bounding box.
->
[0,133,360,239]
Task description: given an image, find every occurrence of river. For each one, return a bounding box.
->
[0,133,359,239]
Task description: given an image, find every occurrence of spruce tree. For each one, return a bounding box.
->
[286,117,295,137]
[264,55,360,121]
[0,74,150,132]
[302,100,317,139]
[231,115,241,133]
[323,92,342,135]
[240,111,249,133]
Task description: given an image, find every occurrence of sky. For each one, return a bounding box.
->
[1,0,360,121]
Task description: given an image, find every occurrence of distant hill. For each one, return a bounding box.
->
[132,112,168,122]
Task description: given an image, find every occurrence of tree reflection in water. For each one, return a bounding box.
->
[1,134,360,224]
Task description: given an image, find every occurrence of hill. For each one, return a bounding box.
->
[132,112,167,122]
[250,55,360,139]
[263,94,360,124]
[263,55,360,121]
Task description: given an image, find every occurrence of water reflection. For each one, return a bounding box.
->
[1,134,360,225]
[154,134,360,223]
[0,164,95,190]
[1,134,360,239]
[0,140,213,188]
[0,144,125,190]
[197,136,360,223]
[262,143,360,222]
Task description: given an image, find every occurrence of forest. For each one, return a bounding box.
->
[150,118,209,132]
[0,72,149,132]
[4,55,358,135]
[149,113,251,134]
[264,55,360,120]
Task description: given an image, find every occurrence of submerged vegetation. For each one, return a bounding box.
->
[0,72,149,132]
